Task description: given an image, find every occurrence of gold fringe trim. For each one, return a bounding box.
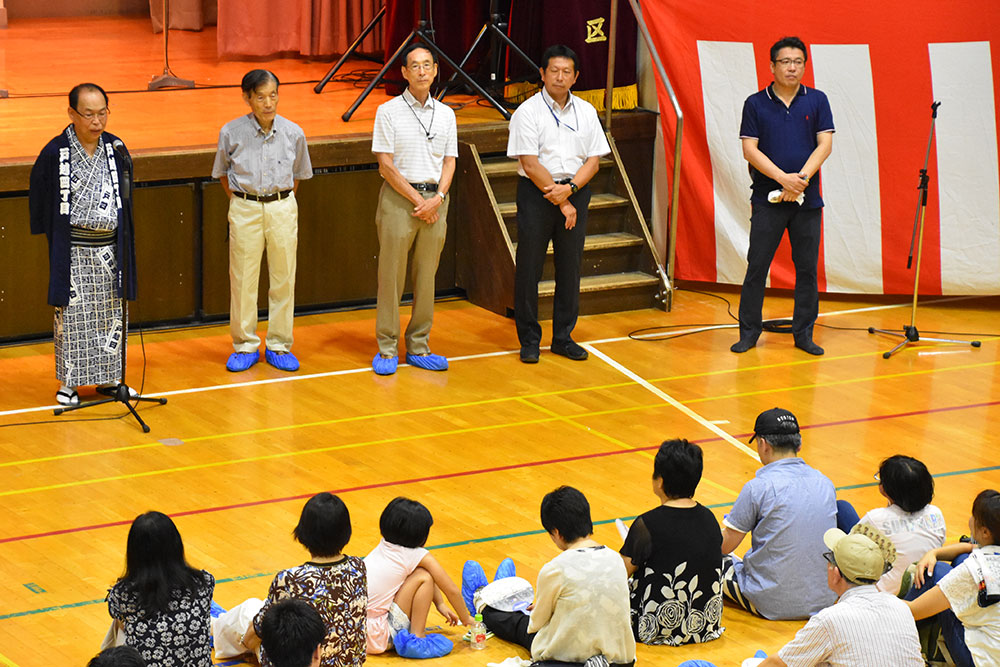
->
[503,82,638,112]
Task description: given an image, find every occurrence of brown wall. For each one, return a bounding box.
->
[6,0,148,19]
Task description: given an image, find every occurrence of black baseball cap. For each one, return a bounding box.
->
[749,407,800,443]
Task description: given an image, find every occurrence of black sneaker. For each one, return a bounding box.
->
[551,340,588,360]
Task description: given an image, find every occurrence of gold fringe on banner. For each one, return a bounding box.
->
[503,82,639,112]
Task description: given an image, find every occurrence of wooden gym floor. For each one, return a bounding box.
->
[1,287,998,665]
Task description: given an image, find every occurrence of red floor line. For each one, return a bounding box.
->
[2,400,997,545]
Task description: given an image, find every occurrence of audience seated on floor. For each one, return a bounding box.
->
[259,599,327,667]
[475,485,637,667]
[241,492,367,667]
[720,408,838,619]
[836,454,946,594]
[364,496,474,659]
[757,523,923,666]
[619,438,725,645]
[104,511,215,667]
[905,489,1000,667]
[88,646,146,667]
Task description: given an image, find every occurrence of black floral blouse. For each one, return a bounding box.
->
[107,570,214,666]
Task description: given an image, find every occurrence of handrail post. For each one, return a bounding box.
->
[603,0,618,129]
[618,0,682,309]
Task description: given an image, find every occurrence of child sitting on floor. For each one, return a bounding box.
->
[905,489,1000,667]
[364,497,474,659]
[837,454,946,594]
[244,492,367,667]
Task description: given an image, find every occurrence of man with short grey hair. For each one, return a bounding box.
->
[720,407,837,619]
[758,524,923,666]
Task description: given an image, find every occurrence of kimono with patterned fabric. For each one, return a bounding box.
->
[29,126,136,386]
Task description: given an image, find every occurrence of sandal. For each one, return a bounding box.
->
[56,388,79,406]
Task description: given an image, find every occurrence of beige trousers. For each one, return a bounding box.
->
[375,184,449,357]
[228,194,298,353]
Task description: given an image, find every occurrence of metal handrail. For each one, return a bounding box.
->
[604,0,683,307]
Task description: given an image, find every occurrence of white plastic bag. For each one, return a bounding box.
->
[211,598,264,659]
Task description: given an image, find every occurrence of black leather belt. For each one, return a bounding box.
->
[409,182,438,192]
[554,178,574,185]
[233,189,292,203]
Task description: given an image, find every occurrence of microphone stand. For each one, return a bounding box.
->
[868,101,981,358]
[55,143,168,432]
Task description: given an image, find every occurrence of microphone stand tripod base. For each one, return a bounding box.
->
[148,69,195,90]
[868,325,980,360]
[54,383,168,433]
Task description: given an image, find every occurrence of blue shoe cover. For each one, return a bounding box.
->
[677,662,719,667]
[394,630,453,659]
[754,650,768,658]
[461,560,488,615]
[226,351,259,372]
[406,352,449,371]
[209,600,227,618]
[372,353,398,375]
[265,348,299,371]
[494,557,516,581]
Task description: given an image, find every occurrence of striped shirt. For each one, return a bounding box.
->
[371,89,458,184]
[212,113,312,195]
[777,585,923,666]
[507,88,610,181]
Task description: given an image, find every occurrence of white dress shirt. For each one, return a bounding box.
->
[506,88,610,181]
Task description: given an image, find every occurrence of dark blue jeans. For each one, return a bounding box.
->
[905,554,974,667]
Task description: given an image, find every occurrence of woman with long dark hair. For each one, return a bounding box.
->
[106,511,214,666]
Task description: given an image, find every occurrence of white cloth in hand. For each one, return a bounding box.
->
[768,188,804,205]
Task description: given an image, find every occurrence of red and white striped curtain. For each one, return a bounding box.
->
[643,0,1000,295]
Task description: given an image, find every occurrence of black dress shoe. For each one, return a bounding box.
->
[795,338,824,356]
[520,346,540,363]
[730,337,758,353]
[550,340,588,360]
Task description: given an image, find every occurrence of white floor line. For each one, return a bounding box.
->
[0,295,981,419]
[582,343,760,462]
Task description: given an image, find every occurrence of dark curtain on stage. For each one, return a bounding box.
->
[382,0,493,95]
[506,0,638,110]
[216,0,383,58]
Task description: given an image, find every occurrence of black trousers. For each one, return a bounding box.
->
[737,203,822,342]
[514,177,591,348]
[482,605,534,650]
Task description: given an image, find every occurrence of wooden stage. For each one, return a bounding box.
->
[2,15,999,667]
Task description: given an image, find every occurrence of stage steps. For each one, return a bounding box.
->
[455,136,667,320]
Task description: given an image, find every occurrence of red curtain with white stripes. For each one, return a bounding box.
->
[642,0,1000,295]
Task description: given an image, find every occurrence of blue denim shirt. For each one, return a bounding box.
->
[725,457,838,619]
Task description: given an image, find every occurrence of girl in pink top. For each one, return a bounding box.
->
[364,497,474,659]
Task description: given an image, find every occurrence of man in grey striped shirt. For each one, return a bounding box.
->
[212,69,313,373]
[370,44,457,376]
[759,525,923,666]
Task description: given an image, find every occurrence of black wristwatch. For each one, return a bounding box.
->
[569,181,579,194]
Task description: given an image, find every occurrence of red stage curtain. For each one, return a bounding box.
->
[217,0,383,58]
[149,0,217,32]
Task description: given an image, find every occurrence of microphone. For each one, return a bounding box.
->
[112,139,131,195]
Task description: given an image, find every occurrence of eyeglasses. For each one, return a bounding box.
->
[822,551,836,566]
[72,108,109,121]
[873,472,880,482]
[774,58,805,67]
[407,63,435,72]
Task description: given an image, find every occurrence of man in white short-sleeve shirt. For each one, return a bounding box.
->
[370,44,458,376]
[507,44,610,364]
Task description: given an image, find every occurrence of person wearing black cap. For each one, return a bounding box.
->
[757,524,923,666]
[719,408,838,619]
